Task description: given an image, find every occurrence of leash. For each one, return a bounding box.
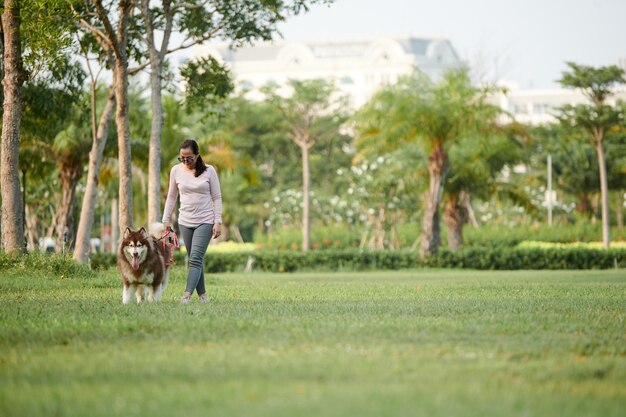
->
[161,227,180,266]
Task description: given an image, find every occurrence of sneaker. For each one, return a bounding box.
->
[199,294,209,303]
[181,294,191,305]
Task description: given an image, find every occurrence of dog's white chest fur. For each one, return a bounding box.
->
[118,224,171,304]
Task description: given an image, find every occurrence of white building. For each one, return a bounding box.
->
[189,38,626,124]
[191,36,462,108]
[494,86,626,126]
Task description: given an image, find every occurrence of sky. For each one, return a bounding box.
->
[274,0,626,90]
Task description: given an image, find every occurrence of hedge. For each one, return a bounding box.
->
[85,247,625,272]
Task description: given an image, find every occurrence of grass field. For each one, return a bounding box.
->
[0,266,625,417]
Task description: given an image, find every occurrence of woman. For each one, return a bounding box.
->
[162,139,222,304]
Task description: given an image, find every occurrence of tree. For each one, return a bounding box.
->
[138,0,335,225]
[264,79,347,251]
[1,0,28,253]
[1,0,74,252]
[73,34,116,262]
[529,125,599,220]
[346,148,423,250]
[557,62,626,249]
[75,0,136,235]
[354,67,503,257]
[443,126,533,250]
[20,60,86,251]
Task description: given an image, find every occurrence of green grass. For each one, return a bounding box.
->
[1,267,625,417]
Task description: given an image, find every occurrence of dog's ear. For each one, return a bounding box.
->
[123,227,132,239]
[139,227,147,237]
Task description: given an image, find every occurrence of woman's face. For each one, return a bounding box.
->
[178,147,197,169]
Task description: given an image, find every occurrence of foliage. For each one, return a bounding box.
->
[517,240,626,250]
[199,247,626,272]
[255,224,363,250]
[463,223,625,248]
[354,68,505,156]
[263,150,423,249]
[179,56,234,115]
[19,0,77,76]
[253,222,625,252]
[556,62,626,248]
[89,251,187,271]
[559,62,626,105]
[0,252,94,278]
[174,0,334,45]
[208,82,352,243]
[353,67,511,255]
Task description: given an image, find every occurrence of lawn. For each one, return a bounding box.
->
[0,266,624,417]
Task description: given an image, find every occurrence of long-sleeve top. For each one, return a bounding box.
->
[162,164,223,227]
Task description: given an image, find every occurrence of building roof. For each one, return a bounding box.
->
[216,37,446,63]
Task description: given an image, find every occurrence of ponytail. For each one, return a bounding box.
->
[194,155,207,177]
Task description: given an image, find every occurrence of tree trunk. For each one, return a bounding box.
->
[300,143,310,251]
[443,195,466,251]
[0,0,26,253]
[231,224,245,243]
[111,198,118,253]
[147,57,163,225]
[114,57,133,234]
[53,163,82,253]
[140,0,173,225]
[93,0,134,236]
[73,87,115,263]
[576,192,592,217]
[463,192,479,228]
[24,204,38,251]
[616,191,624,232]
[595,134,610,249]
[419,144,447,258]
[367,206,386,250]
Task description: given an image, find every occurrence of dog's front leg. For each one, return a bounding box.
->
[147,285,157,302]
[135,284,145,304]
[152,282,165,302]
[122,284,133,304]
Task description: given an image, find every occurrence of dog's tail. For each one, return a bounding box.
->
[150,222,178,267]
[149,222,166,239]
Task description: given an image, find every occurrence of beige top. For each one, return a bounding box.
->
[162,164,222,227]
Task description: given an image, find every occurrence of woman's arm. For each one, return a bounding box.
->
[208,166,223,225]
[208,166,222,239]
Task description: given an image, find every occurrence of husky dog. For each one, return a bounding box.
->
[117,224,172,304]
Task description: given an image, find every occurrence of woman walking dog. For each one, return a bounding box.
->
[162,138,222,304]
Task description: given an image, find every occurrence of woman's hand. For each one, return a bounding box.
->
[213,224,221,239]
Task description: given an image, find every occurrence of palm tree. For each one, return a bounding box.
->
[443,128,534,250]
[354,67,504,257]
[557,62,626,249]
[52,123,93,252]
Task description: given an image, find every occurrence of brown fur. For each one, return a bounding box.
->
[117,226,171,303]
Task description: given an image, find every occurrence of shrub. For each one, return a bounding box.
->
[80,247,625,272]
[203,247,625,272]
[89,252,187,270]
[463,223,625,248]
[0,252,95,278]
[253,222,625,251]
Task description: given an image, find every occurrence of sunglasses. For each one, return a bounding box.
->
[177,156,196,163]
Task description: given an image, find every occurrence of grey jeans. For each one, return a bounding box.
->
[179,223,214,294]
